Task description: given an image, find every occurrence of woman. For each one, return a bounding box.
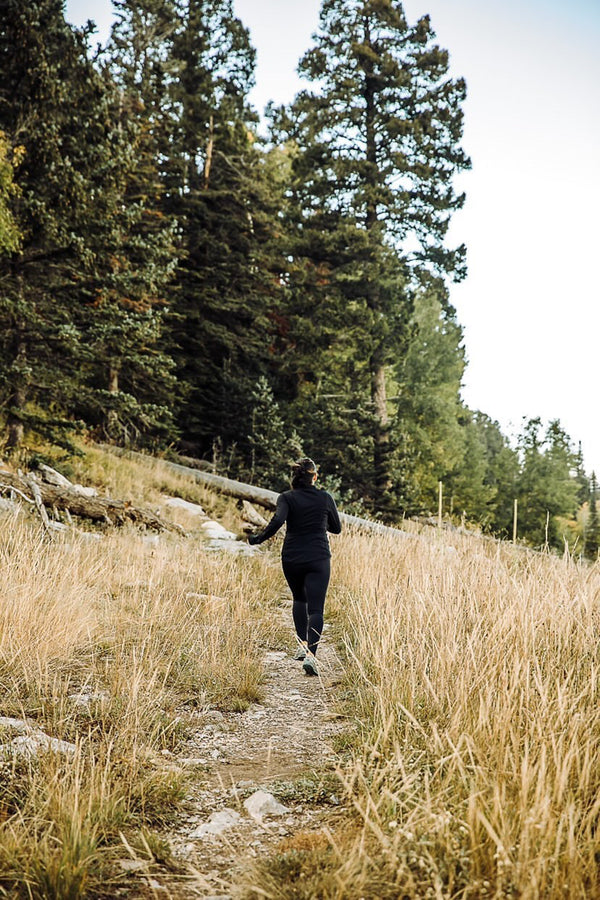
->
[248,458,342,676]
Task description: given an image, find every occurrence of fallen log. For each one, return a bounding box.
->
[99,445,411,539]
[0,470,184,534]
[162,460,409,539]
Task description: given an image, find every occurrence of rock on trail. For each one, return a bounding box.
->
[162,623,347,898]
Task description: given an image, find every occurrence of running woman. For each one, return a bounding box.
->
[248,458,342,676]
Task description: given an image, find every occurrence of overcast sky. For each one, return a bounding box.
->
[65,0,600,474]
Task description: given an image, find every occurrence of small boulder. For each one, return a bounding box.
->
[244,790,290,823]
[201,520,238,540]
[189,808,242,838]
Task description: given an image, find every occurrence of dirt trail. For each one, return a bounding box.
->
[152,606,348,899]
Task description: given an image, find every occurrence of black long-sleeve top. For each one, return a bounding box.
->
[248,486,342,565]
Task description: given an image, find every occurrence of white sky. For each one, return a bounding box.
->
[65,0,600,475]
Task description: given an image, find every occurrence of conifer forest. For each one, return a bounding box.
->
[0,0,597,555]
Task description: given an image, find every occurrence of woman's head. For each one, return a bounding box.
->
[290,457,318,489]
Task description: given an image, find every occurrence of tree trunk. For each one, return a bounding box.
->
[370,348,391,495]
[108,366,119,394]
[203,114,214,189]
[363,17,391,500]
[6,340,27,450]
[107,364,120,435]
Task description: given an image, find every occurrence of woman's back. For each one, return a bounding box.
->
[280,486,341,565]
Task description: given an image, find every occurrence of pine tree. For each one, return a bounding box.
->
[0,0,178,450]
[467,412,520,536]
[68,5,182,445]
[0,0,102,449]
[394,285,466,513]
[272,0,469,507]
[159,0,286,462]
[574,442,590,506]
[516,418,580,549]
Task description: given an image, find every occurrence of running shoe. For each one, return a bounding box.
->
[302,653,319,677]
[293,645,307,660]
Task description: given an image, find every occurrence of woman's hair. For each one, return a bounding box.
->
[290,457,318,489]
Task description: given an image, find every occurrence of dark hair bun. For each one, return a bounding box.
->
[292,457,317,474]
[290,457,318,488]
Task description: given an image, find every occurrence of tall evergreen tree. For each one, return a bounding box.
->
[158,0,285,462]
[0,1,178,450]
[0,0,104,448]
[68,6,181,445]
[466,412,520,535]
[272,0,469,507]
[394,285,466,512]
[516,418,580,548]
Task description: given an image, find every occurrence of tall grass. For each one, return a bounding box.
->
[326,534,600,897]
[244,532,600,898]
[5,445,600,898]
[0,448,286,897]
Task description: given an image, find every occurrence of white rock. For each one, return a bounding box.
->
[68,690,109,707]
[201,521,238,540]
[0,716,30,733]
[243,790,290,822]
[164,496,206,517]
[204,539,258,556]
[118,859,148,872]
[82,531,103,541]
[0,717,77,758]
[189,808,242,838]
[0,734,77,759]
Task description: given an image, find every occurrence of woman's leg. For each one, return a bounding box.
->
[282,561,309,645]
[303,559,331,657]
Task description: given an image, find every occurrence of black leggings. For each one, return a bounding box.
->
[282,558,331,657]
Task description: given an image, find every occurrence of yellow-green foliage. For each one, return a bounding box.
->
[0,130,21,253]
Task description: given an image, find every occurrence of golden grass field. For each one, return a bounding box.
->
[1,446,599,898]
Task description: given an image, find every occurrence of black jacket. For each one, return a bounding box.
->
[248,486,341,565]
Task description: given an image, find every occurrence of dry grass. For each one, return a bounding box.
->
[0,447,286,897]
[243,532,600,898]
[4,445,600,898]
[297,532,600,898]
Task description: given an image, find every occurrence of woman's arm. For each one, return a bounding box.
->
[248,494,289,545]
[327,494,342,534]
